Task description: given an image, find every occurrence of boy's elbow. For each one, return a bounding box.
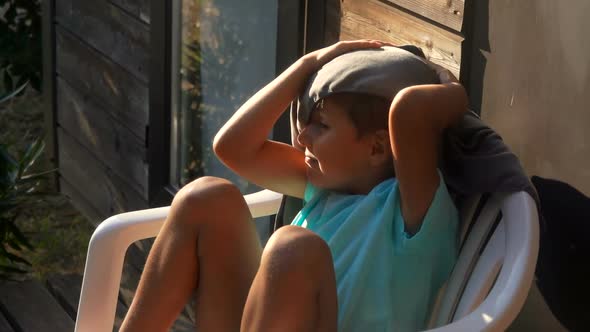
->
[212,134,237,169]
[212,130,252,167]
[390,84,467,131]
[389,87,428,130]
[212,130,230,160]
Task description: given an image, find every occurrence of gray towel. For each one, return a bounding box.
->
[296,46,438,128]
[290,45,539,205]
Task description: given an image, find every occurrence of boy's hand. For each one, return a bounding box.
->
[303,40,395,72]
[427,61,459,84]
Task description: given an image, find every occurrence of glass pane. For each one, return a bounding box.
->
[170,0,278,192]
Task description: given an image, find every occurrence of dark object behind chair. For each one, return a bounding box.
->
[532,175,590,332]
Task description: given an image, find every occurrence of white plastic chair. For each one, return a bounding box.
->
[74,189,539,332]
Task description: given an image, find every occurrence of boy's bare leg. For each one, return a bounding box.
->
[120,176,262,332]
[241,225,338,332]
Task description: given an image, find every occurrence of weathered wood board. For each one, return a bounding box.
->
[0,280,74,332]
[110,0,151,25]
[57,76,148,199]
[338,0,463,77]
[59,177,105,226]
[0,312,14,332]
[58,129,148,219]
[46,273,127,332]
[118,246,147,309]
[118,244,195,331]
[56,0,150,83]
[45,274,83,320]
[55,26,149,140]
[384,0,465,32]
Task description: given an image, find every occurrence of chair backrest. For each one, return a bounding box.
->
[427,191,539,329]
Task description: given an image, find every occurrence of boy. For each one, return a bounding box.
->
[120,40,467,332]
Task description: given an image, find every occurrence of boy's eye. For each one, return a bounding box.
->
[319,122,329,129]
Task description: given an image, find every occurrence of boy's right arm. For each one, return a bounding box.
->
[213,40,390,199]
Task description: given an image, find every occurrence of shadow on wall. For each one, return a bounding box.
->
[532,175,590,332]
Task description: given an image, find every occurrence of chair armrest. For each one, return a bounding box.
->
[75,189,283,332]
[426,192,540,331]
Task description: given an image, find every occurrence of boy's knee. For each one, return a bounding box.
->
[172,176,248,223]
[262,226,332,274]
[174,176,243,206]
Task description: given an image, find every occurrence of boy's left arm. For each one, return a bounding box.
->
[388,71,467,235]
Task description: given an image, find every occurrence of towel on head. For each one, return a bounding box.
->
[296,45,439,131]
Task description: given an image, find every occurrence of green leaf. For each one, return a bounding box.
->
[2,251,31,266]
[6,221,34,251]
[0,80,28,104]
[19,138,45,176]
[7,238,21,251]
[14,175,44,190]
[19,168,56,182]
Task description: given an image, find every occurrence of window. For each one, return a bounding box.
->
[148,0,305,206]
[170,0,282,192]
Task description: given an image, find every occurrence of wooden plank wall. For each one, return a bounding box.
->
[50,1,202,328]
[325,0,465,77]
[53,0,150,223]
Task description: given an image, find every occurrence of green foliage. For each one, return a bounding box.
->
[0,137,55,279]
[0,0,42,94]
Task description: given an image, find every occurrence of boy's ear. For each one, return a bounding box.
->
[369,129,392,164]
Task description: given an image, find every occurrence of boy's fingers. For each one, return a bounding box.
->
[439,70,459,83]
[340,39,395,48]
[425,60,458,83]
[311,39,398,70]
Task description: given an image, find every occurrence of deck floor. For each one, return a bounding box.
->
[0,272,195,331]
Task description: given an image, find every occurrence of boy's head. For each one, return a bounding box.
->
[295,46,439,193]
[296,45,438,132]
[297,92,394,194]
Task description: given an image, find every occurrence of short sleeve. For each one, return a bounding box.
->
[292,181,326,227]
[395,170,459,251]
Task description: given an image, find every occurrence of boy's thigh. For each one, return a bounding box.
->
[187,176,263,291]
[256,226,338,329]
[173,176,263,272]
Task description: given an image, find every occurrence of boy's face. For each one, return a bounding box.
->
[297,96,378,194]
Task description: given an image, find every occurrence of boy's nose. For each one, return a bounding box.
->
[297,127,311,148]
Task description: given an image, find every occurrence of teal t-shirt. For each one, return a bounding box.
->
[290,172,458,332]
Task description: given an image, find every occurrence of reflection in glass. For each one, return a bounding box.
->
[171,0,278,192]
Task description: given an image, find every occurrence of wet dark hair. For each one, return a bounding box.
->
[322,92,392,138]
